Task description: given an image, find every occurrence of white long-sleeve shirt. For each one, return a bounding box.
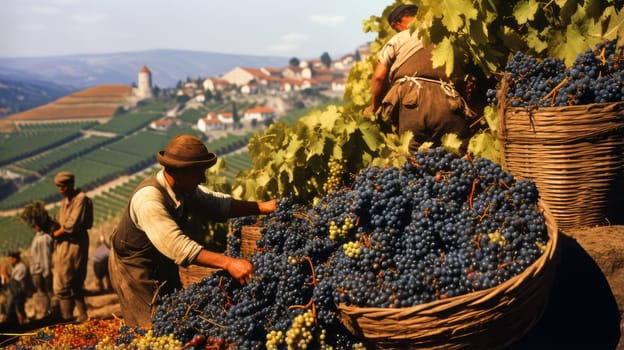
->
[29,231,53,277]
[128,169,232,266]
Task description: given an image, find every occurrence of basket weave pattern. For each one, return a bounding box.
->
[179,265,221,289]
[498,101,624,229]
[179,226,263,288]
[240,226,262,258]
[336,203,560,350]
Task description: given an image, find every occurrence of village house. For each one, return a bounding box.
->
[173,48,365,98]
[197,114,222,132]
[149,118,176,131]
[331,78,347,92]
[202,77,230,92]
[218,111,234,128]
[243,106,275,124]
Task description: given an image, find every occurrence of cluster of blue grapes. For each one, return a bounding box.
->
[151,148,549,349]
[152,197,361,349]
[487,39,623,107]
[325,148,548,308]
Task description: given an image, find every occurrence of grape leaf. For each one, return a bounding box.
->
[483,105,499,134]
[525,27,549,54]
[550,25,588,65]
[421,0,477,32]
[513,0,540,25]
[431,37,456,76]
[468,130,500,162]
[440,133,464,154]
[356,119,384,152]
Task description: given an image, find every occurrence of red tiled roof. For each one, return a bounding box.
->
[245,106,275,113]
[152,119,173,126]
[201,117,221,124]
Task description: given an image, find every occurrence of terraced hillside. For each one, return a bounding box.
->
[5,84,134,122]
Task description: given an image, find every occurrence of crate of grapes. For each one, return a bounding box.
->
[336,202,560,349]
[496,43,624,229]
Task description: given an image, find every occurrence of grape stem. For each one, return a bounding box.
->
[288,299,318,326]
[479,202,492,222]
[218,276,234,309]
[304,256,317,287]
[468,178,479,209]
[541,77,568,104]
[197,315,225,328]
[184,302,196,317]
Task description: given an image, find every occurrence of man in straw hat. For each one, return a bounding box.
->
[52,170,93,323]
[108,134,277,327]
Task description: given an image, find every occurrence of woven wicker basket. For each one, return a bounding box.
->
[336,202,560,350]
[179,265,221,288]
[240,225,263,258]
[498,101,624,229]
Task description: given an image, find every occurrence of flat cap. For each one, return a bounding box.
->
[388,4,418,24]
[54,171,75,185]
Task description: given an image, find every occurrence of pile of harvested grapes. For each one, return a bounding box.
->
[9,148,551,349]
[151,148,550,349]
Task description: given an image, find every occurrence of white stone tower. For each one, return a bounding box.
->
[137,65,153,99]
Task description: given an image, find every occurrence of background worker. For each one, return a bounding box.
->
[369,4,475,153]
[52,171,93,323]
[28,211,55,319]
[91,235,111,292]
[0,251,30,325]
[109,134,277,327]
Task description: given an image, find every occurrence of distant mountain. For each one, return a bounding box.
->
[0,74,75,115]
[0,49,290,90]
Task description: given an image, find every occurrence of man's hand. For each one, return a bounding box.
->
[363,105,377,118]
[258,199,277,214]
[53,227,64,238]
[224,257,253,285]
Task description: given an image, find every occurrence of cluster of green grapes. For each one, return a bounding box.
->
[328,216,354,240]
[323,158,346,194]
[342,241,362,258]
[96,330,183,350]
[265,330,285,349]
[286,310,316,349]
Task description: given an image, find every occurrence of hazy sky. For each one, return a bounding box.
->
[1,0,389,59]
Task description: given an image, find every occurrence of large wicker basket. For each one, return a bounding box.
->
[179,265,221,288]
[498,101,624,229]
[336,202,560,349]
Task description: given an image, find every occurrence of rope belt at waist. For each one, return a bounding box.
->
[395,75,458,98]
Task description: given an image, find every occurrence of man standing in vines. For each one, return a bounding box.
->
[52,171,93,323]
[369,4,476,153]
[108,134,277,327]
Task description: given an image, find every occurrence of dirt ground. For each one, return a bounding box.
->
[1,224,623,349]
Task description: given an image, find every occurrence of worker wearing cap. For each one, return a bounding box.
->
[108,134,277,327]
[369,4,474,153]
[52,171,92,323]
[1,251,29,325]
